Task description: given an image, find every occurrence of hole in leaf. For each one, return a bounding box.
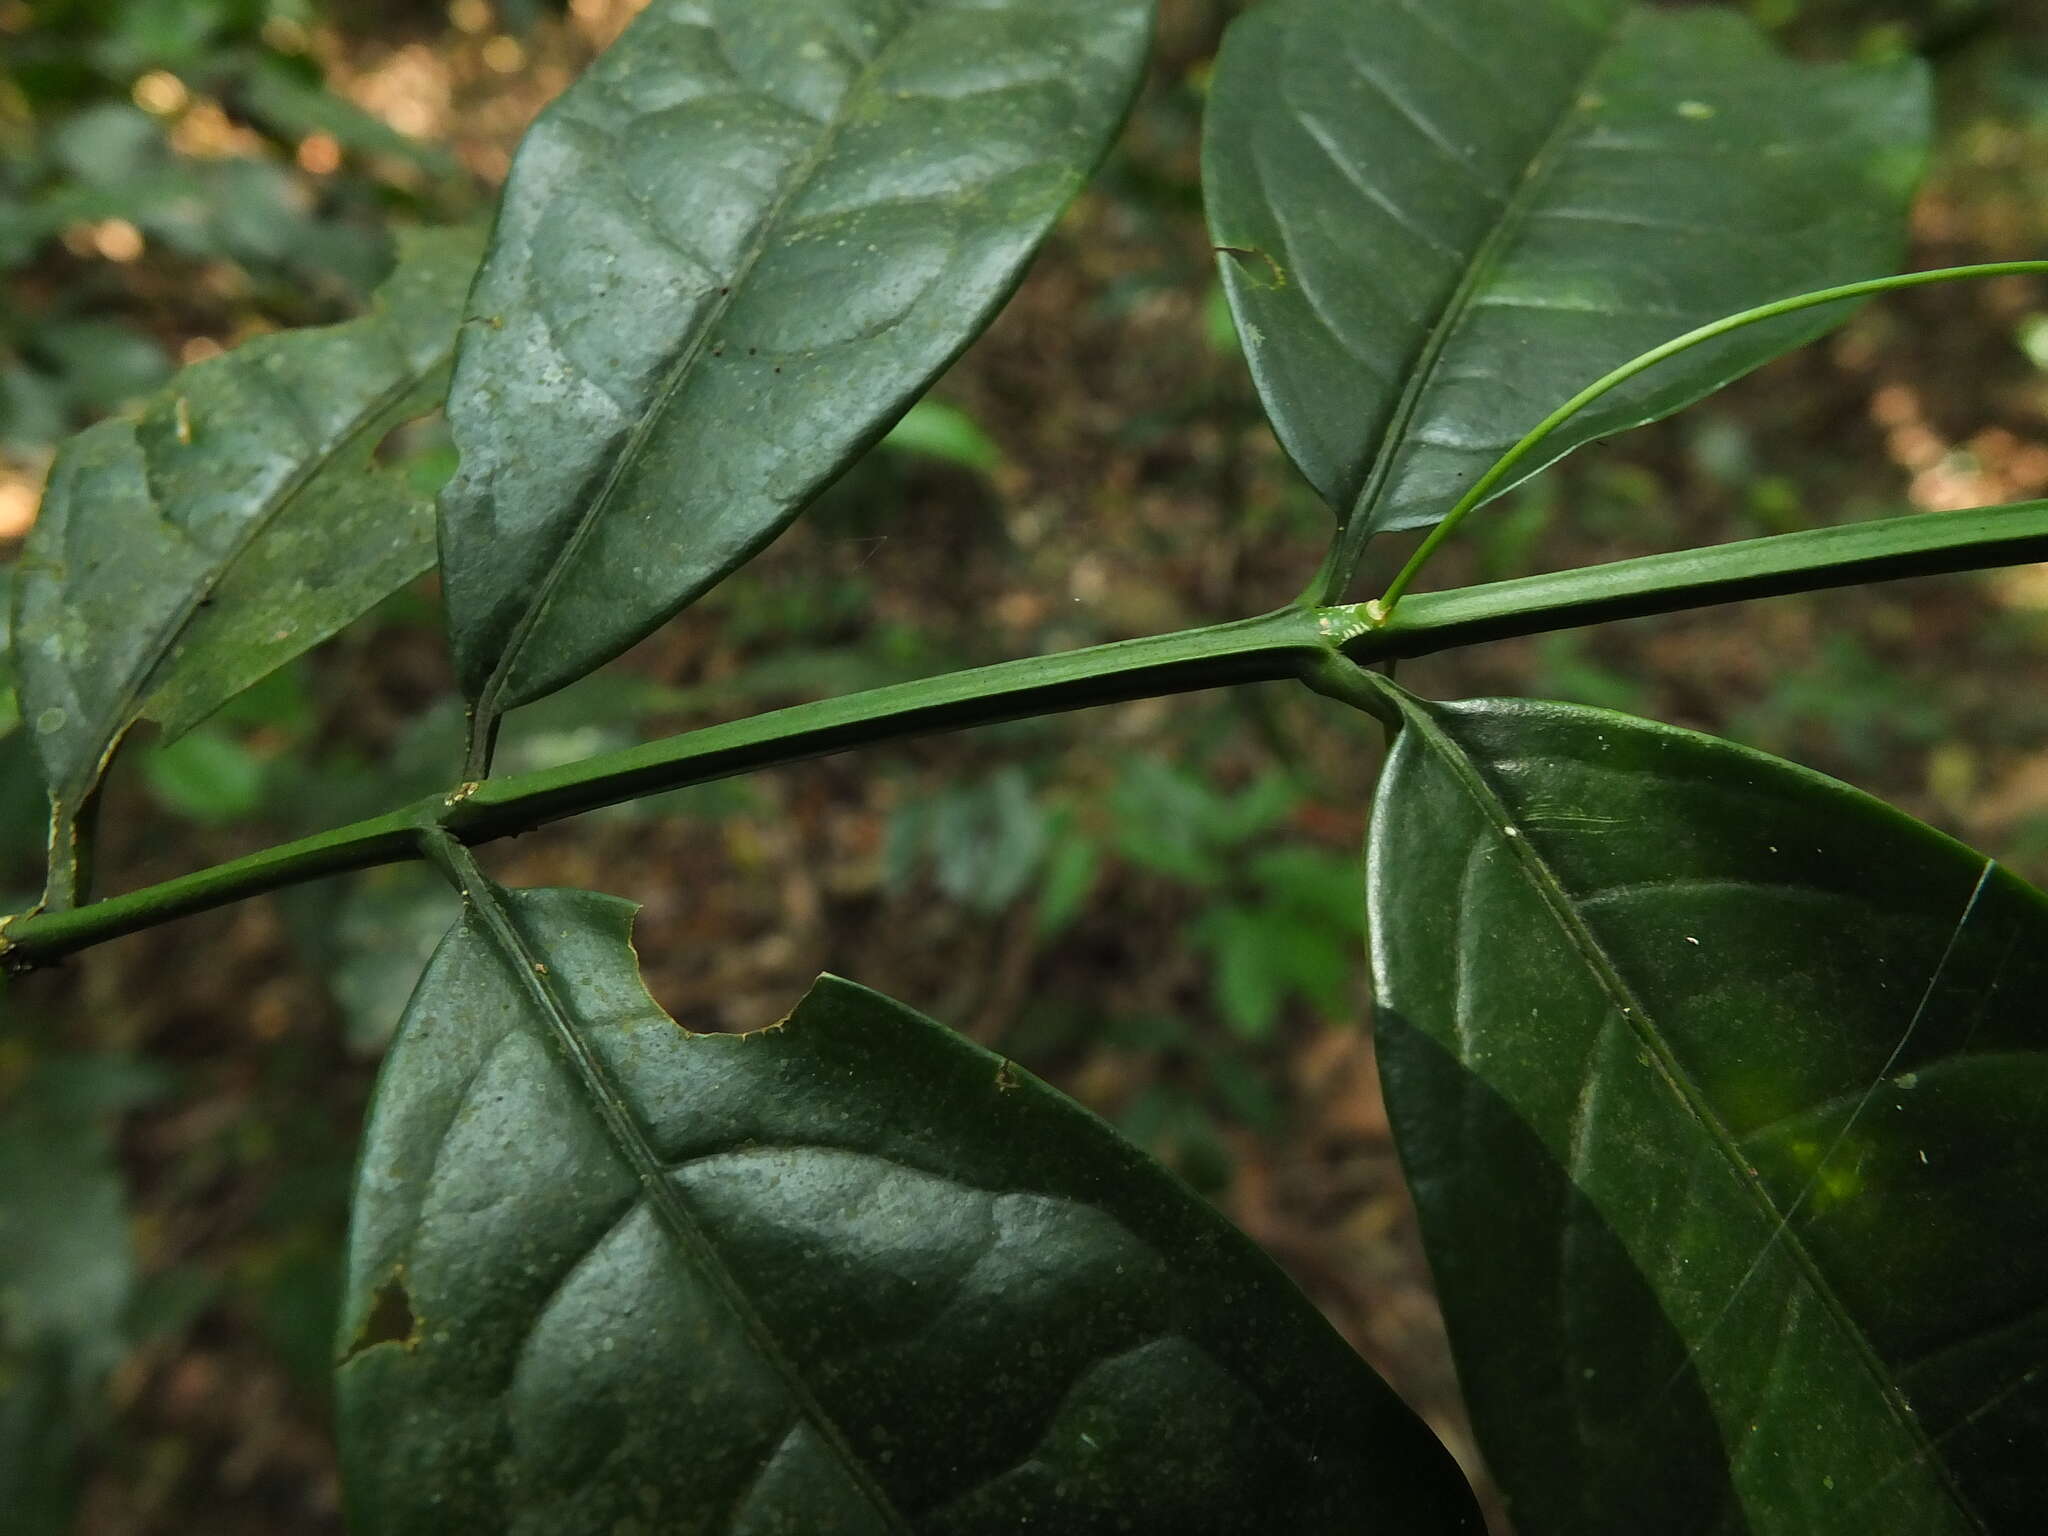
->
[339,1270,420,1365]
[1214,243,1286,290]
[372,408,444,465]
[372,408,457,497]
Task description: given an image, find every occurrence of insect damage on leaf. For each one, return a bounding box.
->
[1215,244,1287,290]
[340,1269,421,1365]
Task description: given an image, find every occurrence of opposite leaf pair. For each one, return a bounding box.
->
[12,0,2044,1530]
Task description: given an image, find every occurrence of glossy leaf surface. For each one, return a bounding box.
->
[12,226,480,907]
[1367,690,2048,1533]
[1204,0,1927,587]
[440,0,1151,727]
[339,881,1481,1533]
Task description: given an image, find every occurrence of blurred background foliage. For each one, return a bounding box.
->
[2,0,2047,1529]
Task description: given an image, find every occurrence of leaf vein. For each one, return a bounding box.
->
[425,841,913,1532]
[475,9,932,734]
[1334,14,1629,576]
[1390,685,1974,1520]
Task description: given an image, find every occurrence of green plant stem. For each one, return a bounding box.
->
[4,500,2039,968]
[1361,500,2048,657]
[1372,260,2048,616]
[0,802,434,967]
[446,608,1326,832]
[0,609,1327,966]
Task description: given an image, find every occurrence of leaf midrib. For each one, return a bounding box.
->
[1327,8,1627,598]
[440,847,912,1533]
[34,339,442,920]
[57,358,434,816]
[1387,688,1981,1529]
[473,11,927,735]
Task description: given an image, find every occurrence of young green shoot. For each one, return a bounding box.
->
[1367,260,2048,623]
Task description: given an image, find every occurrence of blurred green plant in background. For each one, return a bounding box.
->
[0,0,479,475]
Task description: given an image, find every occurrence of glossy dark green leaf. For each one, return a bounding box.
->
[338,879,1481,1534]
[1204,0,1928,589]
[439,0,1151,731]
[10,226,481,908]
[1366,688,2048,1533]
